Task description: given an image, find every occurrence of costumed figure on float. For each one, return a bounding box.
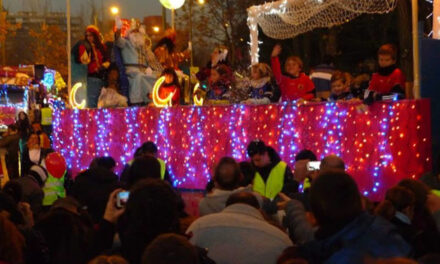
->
[114,17,162,105]
[71,25,110,108]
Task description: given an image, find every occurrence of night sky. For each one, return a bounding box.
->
[6,0,164,21]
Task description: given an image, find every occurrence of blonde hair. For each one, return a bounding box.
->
[251,63,272,78]
[285,56,303,71]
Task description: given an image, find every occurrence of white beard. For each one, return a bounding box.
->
[129,32,145,49]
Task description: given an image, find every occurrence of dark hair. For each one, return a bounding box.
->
[35,208,94,264]
[247,140,267,157]
[397,179,430,210]
[142,233,198,264]
[295,149,317,162]
[85,30,106,61]
[0,192,25,225]
[213,157,241,191]
[331,71,348,84]
[119,179,180,264]
[161,68,181,89]
[127,156,161,187]
[135,142,158,158]
[89,156,117,171]
[239,161,255,187]
[105,64,120,88]
[378,43,397,60]
[2,181,23,204]
[226,192,260,209]
[385,186,415,212]
[310,171,362,236]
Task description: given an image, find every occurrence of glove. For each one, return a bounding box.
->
[115,16,122,30]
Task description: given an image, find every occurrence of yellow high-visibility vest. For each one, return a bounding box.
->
[253,161,287,200]
[158,158,166,180]
[41,107,53,126]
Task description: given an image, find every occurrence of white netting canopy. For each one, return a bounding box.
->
[248,0,398,63]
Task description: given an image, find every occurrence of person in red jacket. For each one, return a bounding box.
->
[271,44,315,101]
[159,67,181,106]
[364,44,406,104]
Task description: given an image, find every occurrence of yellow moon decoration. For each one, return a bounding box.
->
[69,82,86,109]
[152,76,176,108]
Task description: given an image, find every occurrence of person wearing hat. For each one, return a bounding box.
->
[12,165,47,216]
[76,25,110,108]
[114,18,160,105]
[247,140,298,201]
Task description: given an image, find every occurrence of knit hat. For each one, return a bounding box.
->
[28,165,48,187]
[86,25,100,36]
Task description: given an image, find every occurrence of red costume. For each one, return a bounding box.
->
[369,67,405,94]
[159,84,180,106]
[271,57,315,101]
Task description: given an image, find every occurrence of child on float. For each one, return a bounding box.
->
[327,71,356,102]
[241,63,280,104]
[156,67,181,106]
[205,64,234,102]
[271,44,315,102]
[97,64,128,108]
[364,44,406,104]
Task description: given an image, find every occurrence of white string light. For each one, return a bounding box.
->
[247,0,398,63]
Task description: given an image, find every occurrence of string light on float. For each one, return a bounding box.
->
[68,82,86,109]
[152,76,176,108]
[193,83,204,106]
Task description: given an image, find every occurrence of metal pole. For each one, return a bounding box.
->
[162,6,166,29]
[0,0,5,66]
[189,0,193,67]
[171,9,175,29]
[67,0,72,94]
[411,0,421,99]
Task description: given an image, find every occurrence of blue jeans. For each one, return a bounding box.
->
[87,77,103,108]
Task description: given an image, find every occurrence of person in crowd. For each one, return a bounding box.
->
[199,157,242,216]
[397,179,440,256]
[240,62,280,104]
[187,192,293,264]
[122,142,172,185]
[102,179,180,264]
[114,19,160,105]
[142,234,199,264]
[320,155,345,172]
[31,123,51,150]
[78,25,110,108]
[89,156,117,172]
[0,212,25,264]
[97,64,128,108]
[364,44,406,104]
[16,111,32,162]
[327,71,355,102]
[21,133,50,176]
[155,68,181,106]
[70,167,121,224]
[375,186,422,257]
[124,156,162,188]
[0,124,20,179]
[11,165,47,217]
[238,161,255,187]
[205,64,234,102]
[89,255,128,264]
[35,206,94,264]
[271,44,315,101]
[299,171,411,263]
[199,157,264,217]
[309,56,335,99]
[247,140,297,200]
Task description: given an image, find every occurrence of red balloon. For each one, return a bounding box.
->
[45,152,67,179]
